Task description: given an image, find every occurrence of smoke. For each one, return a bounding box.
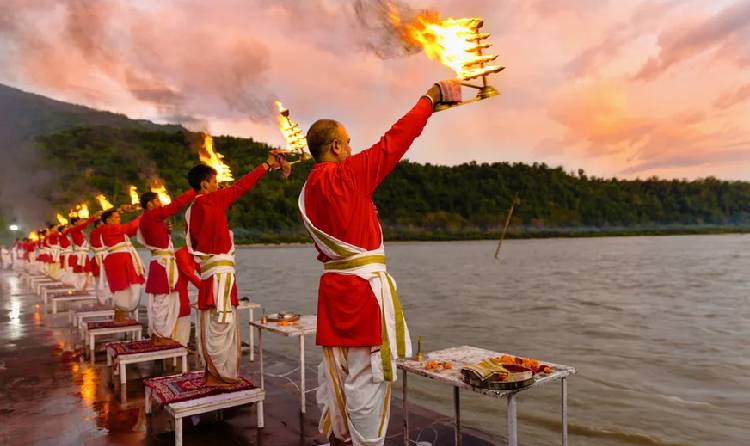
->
[351,0,426,58]
[0,0,274,127]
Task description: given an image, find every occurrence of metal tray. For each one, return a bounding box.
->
[266,311,301,322]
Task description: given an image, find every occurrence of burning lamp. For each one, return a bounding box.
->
[430,18,504,112]
[9,224,19,231]
[398,14,505,112]
[275,101,311,165]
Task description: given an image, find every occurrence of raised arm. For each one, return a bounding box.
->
[209,164,267,209]
[122,214,143,237]
[151,189,197,221]
[347,96,433,195]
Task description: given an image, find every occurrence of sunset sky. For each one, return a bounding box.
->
[1,0,749,180]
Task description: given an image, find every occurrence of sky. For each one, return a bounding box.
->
[1,0,749,180]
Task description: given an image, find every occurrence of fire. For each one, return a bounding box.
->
[77,204,90,219]
[95,194,114,211]
[150,180,172,205]
[56,213,68,225]
[389,9,502,80]
[198,133,234,183]
[129,186,139,205]
[28,231,39,242]
[275,101,309,157]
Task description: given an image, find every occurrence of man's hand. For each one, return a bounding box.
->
[265,150,293,178]
[425,84,442,105]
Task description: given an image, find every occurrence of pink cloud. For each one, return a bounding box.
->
[634,1,750,81]
[0,0,750,180]
[714,82,750,109]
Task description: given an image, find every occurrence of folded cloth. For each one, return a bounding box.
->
[437,80,462,103]
[144,370,256,404]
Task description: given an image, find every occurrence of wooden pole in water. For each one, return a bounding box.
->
[494,194,520,259]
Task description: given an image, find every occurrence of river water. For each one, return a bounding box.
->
[228,236,750,446]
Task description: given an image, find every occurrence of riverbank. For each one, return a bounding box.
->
[228,224,750,246]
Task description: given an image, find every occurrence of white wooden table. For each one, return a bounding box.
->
[398,346,576,446]
[250,315,317,414]
[144,375,265,446]
[85,322,143,359]
[23,273,47,288]
[32,277,58,295]
[40,283,75,302]
[70,308,114,329]
[237,300,261,361]
[106,342,188,385]
[50,292,97,314]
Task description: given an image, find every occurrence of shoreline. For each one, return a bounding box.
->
[233,226,750,247]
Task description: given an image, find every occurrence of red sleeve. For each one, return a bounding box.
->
[123,214,143,236]
[70,216,96,233]
[208,165,267,209]
[152,189,197,221]
[346,97,432,195]
[175,248,201,288]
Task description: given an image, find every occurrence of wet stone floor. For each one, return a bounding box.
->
[0,271,495,446]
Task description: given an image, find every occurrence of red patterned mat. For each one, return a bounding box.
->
[87,320,140,330]
[105,339,183,359]
[144,371,256,404]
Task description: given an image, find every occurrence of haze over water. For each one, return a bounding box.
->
[233,236,750,446]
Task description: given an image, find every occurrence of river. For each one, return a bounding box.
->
[227,235,750,445]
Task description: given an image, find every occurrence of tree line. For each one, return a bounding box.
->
[32,125,750,243]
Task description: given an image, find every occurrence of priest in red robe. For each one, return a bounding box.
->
[300,85,442,446]
[185,151,288,386]
[87,219,110,303]
[138,189,195,344]
[67,215,98,290]
[100,206,145,321]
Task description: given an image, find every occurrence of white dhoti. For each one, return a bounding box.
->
[318,347,392,446]
[174,316,191,347]
[148,292,181,340]
[199,307,240,381]
[113,284,142,314]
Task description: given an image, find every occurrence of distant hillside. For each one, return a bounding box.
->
[0,83,180,234]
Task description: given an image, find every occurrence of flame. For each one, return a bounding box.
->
[129,186,139,205]
[149,179,172,205]
[95,194,114,211]
[28,231,39,242]
[198,133,234,183]
[389,8,501,80]
[56,213,68,225]
[77,204,90,219]
[275,101,309,156]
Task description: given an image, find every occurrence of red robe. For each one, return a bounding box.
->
[87,226,103,277]
[101,215,145,292]
[45,234,59,264]
[58,234,71,268]
[304,97,432,347]
[63,217,95,272]
[187,165,267,310]
[175,246,201,317]
[140,189,196,294]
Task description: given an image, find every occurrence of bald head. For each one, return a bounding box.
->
[306,119,347,162]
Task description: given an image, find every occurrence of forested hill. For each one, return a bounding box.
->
[34,125,750,243]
